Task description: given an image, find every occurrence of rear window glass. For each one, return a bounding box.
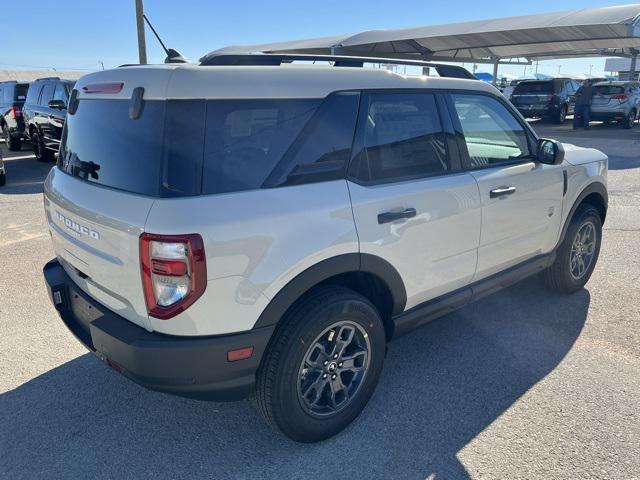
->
[202,99,320,195]
[594,85,625,95]
[59,99,166,196]
[513,81,553,94]
[3,84,28,102]
[14,84,28,101]
[59,95,357,197]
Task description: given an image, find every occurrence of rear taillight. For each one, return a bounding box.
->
[10,106,21,118]
[140,233,207,319]
[612,94,629,103]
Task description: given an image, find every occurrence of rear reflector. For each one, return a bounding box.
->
[82,82,124,94]
[227,347,254,362]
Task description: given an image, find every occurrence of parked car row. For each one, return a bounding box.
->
[509,78,640,128]
[0,77,75,159]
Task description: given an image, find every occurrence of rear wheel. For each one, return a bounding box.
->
[2,124,21,151]
[32,130,54,162]
[254,286,386,442]
[555,105,568,124]
[622,109,636,129]
[542,204,602,293]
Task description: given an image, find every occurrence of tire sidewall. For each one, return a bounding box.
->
[561,206,602,290]
[269,294,385,441]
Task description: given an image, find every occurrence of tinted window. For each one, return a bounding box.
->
[594,85,625,95]
[452,94,531,168]
[52,84,68,102]
[202,99,320,195]
[513,81,553,94]
[26,84,42,104]
[40,84,54,106]
[2,87,8,103]
[263,92,359,188]
[350,92,447,183]
[59,99,166,196]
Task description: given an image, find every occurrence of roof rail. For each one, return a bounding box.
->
[199,53,476,80]
[34,76,61,81]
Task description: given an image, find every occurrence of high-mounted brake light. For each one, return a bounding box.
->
[140,233,207,319]
[82,82,124,94]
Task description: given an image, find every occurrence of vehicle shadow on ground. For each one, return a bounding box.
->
[1,278,589,479]
[0,142,52,195]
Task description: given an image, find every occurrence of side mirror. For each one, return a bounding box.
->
[48,99,66,110]
[537,138,565,165]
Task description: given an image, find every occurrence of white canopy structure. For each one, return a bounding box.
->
[203,4,640,82]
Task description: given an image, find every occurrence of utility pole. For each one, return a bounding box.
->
[99,61,105,70]
[558,65,562,74]
[135,0,147,65]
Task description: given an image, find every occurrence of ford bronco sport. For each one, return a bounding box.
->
[43,54,607,443]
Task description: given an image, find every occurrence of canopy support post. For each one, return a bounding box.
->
[629,52,638,81]
[492,59,500,85]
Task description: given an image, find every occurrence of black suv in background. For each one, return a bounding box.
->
[0,81,29,150]
[510,78,581,123]
[23,77,75,161]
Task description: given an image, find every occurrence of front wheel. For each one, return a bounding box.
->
[32,130,54,162]
[254,286,386,442]
[542,204,602,293]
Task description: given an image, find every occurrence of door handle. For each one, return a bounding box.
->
[489,186,516,198]
[377,208,417,224]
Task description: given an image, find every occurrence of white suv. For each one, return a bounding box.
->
[43,54,607,442]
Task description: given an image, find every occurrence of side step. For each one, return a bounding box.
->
[391,252,556,339]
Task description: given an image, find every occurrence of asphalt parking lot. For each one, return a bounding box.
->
[1,121,639,479]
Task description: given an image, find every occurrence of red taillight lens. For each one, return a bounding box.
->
[612,94,628,103]
[10,106,21,118]
[82,82,124,94]
[140,233,207,320]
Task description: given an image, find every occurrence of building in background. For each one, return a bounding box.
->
[0,70,87,82]
[604,59,638,81]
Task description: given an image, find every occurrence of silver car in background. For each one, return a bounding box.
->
[590,81,640,129]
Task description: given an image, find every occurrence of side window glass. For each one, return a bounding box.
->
[264,92,359,188]
[40,84,55,106]
[451,94,531,168]
[202,98,321,195]
[52,84,68,103]
[351,92,449,183]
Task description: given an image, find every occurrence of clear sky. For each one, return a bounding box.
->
[3,0,634,77]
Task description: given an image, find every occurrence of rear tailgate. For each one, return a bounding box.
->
[43,66,180,331]
[44,170,154,330]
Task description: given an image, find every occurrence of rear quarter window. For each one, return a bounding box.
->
[202,98,321,194]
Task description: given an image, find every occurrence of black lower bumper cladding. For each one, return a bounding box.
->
[43,259,274,401]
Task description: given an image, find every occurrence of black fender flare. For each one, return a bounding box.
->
[556,181,607,249]
[252,253,407,329]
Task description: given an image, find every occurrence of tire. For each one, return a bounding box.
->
[2,124,21,151]
[254,285,386,443]
[32,130,54,162]
[0,173,5,186]
[622,109,636,129]
[555,105,568,124]
[542,204,602,294]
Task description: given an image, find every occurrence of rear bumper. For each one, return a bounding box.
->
[43,258,275,401]
[589,110,629,121]
[515,105,556,117]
